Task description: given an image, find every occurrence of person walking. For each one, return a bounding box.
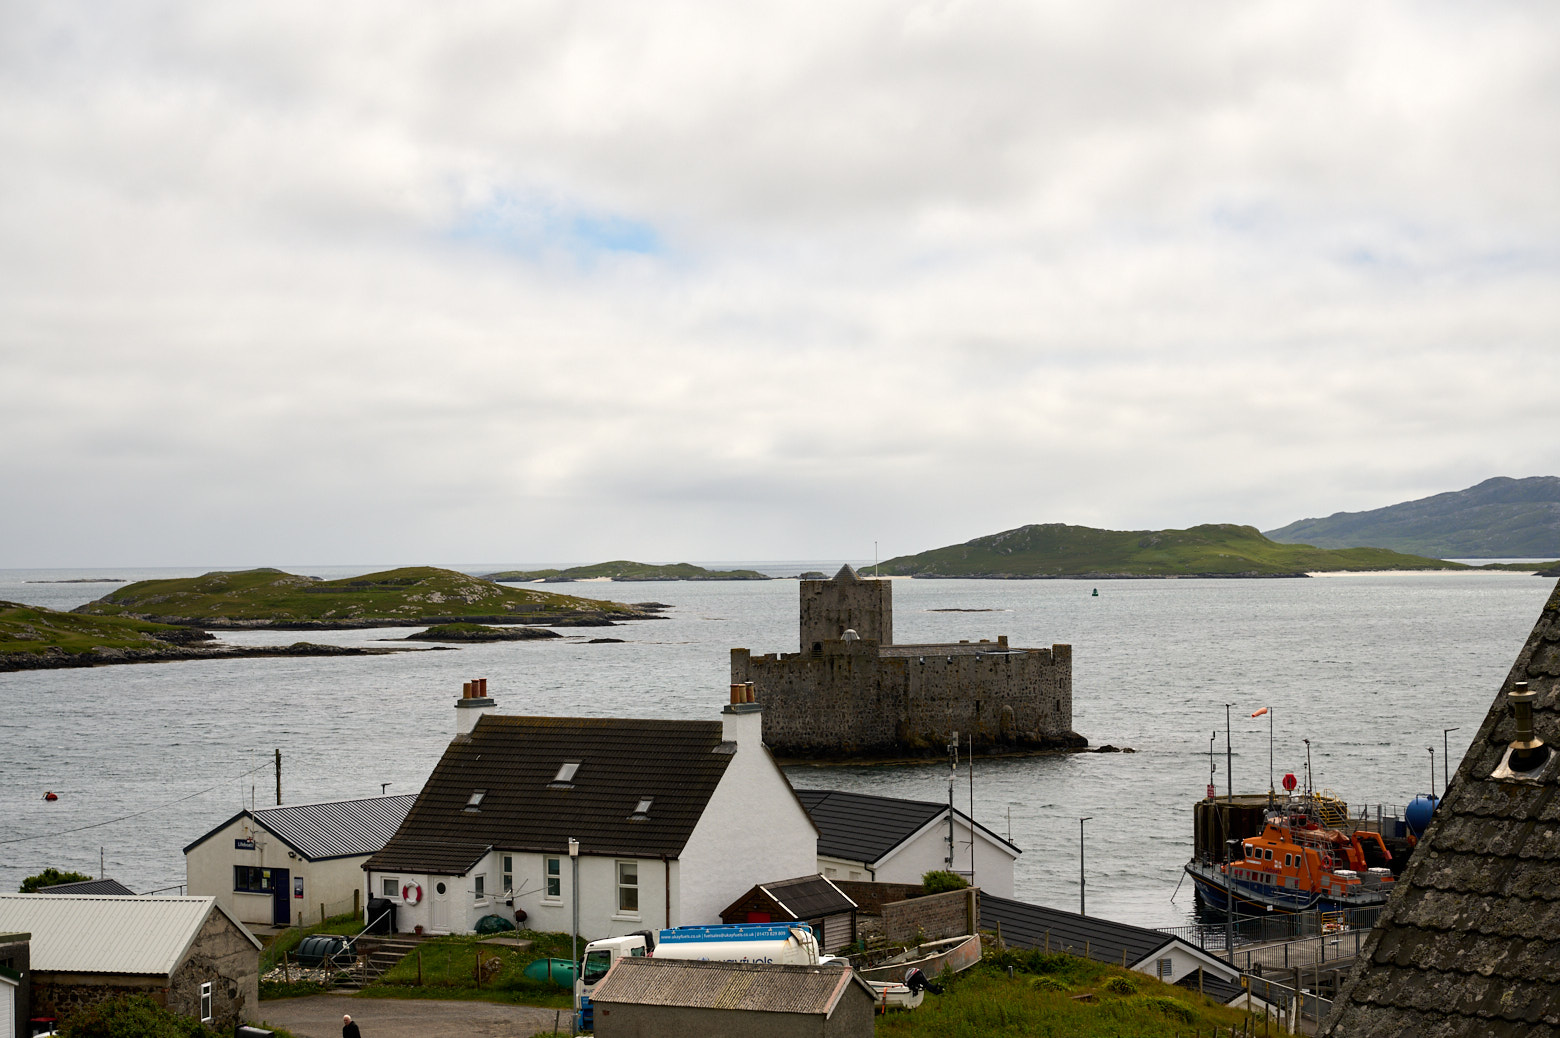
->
[342,1013,362,1038]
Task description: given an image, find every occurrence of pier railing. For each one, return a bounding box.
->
[1158,905,1382,952]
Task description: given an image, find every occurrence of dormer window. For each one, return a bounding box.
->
[550,762,581,788]
[630,797,653,820]
[465,790,486,812]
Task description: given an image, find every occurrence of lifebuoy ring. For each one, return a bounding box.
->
[402,882,422,904]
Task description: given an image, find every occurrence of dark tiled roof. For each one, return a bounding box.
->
[182,795,417,861]
[794,788,1020,865]
[38,878,136,896]
[1321,579,1560,1038]
[760,875,857,919]
[365,715,734,873]
[978,892,1175,968]
[591,957,872,1015]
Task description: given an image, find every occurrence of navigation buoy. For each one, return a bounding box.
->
[1091,588,1098,597]
[43,791,58,801]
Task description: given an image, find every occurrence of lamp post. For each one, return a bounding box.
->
[1079,817,1092,915]
[569,837,580,1036]
[1443,728,1460,794]
[1428,747,1436,800]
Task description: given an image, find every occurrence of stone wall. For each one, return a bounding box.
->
[167,906,259,1029]
[31,974,166,1024]
[879,888,978,944]
[799,569,892,650]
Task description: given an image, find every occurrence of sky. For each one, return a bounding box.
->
[3,1,1558,567]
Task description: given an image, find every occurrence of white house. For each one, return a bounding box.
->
[363,682,819,939]
[184,794,416,929]
[794,789,1021,898]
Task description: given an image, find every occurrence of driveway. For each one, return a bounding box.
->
[254,993,566,1038]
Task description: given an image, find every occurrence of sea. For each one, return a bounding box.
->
[2,564,1553,931]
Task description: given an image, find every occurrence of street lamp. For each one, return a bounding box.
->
[569,837,580,1035]
[1079,817,1092,915]
[1428,747,1436,800]
[1443,728,1461,793]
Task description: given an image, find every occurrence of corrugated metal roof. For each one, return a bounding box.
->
[38,878,136,896]
[0,895,258,975]
[978,892,1175,968]
[365,716,734,873]
[591,958,872,1015]
[251,794,417,860]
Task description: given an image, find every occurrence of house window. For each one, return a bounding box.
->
[200,981,213,1021]
[502,856,514,893]
[474,874,486,900]
[382,877,400,898]
[617,861,639,914]
[234,866,273,893]
[545,857,562,899]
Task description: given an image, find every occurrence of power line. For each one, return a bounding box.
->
[0,760,273,846]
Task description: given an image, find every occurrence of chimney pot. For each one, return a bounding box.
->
[730,684,745,705]
[462,681,472,698]
[746,682,756,703]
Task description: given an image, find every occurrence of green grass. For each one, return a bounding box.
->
[485,560,771,581]
[876,950,1277,1038]
[407,622,561,642]
[877,523,1469,578]
[358,930,576,1009]
[1476,560,1560,572]
[261,913,366,973]
[0,601,203,656]
[73,566,642,627]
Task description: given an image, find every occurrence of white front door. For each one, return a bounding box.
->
[431,878,452,932]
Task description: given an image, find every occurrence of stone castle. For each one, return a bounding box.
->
[731,565,1084,759]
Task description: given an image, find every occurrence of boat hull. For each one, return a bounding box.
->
[1185,861,1389,916]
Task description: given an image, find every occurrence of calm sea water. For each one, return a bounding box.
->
[2,566,1552,930]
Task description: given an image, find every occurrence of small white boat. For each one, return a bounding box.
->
[866,980,924,1010]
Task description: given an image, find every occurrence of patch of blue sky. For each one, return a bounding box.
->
[448,191,663,261]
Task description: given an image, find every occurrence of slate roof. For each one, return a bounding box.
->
[733,874,856,921]
[1321,579,1560,1038]
[365,715,735,874]
[183,794,417,861]
[591,957,873,1015]
[978,891,1176,968]
[795,788,1021,866]
[39,877,136,896]
[0,895,260,975]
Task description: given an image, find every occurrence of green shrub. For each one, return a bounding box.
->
[62,995,222,1037]
[920,870,969,895]
[1101,974,1139,995]
[1028,975,1069,992]
[1132,994,1199,1023]
[19,868,93,893]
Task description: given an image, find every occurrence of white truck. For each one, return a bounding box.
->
[575,923,824,1028]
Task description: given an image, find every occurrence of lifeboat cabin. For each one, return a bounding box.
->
[1227,820,1394,900]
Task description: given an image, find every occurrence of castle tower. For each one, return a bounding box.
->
[799,564,893,651]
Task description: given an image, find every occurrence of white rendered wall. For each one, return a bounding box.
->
[873,816,1019,899]
[186,815,369,927]
[677,707,819,926]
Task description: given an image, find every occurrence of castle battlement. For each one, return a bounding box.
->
[732,565,1084,759]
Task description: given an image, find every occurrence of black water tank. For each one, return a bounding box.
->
[295,935,352,967]
[366,897,396,935]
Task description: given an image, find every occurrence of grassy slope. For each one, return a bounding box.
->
[0,600,197,655]
[878,523,1469,577]
[73,566,638,625]
[359,930,574,1008]
[486,560,770,581]
[878,950,1259,1038]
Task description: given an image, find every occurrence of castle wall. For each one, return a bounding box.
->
[799,574,891,650]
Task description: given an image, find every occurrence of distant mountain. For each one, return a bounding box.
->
[874,523,1465,578]
[1265,477,1560,558]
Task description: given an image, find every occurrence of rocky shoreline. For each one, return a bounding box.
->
[84,611,651,630]
[0,641,439,673]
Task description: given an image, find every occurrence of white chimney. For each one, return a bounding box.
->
[455,677,495,736]
[721,682,762,747]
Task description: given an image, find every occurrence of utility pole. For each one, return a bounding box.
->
[945,733,958,869]
[1079,817,1092,915]
[275,748,282,805]
[1225,704,1234,964]
[968,733,976,887]
[1428,747,1436,800]
[1443,728,1460,794]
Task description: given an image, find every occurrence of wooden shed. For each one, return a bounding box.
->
[720,874,857,952]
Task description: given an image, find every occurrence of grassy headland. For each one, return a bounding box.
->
[485,560,770,581]
[73,566,645,628]
[1,601,210,655]
[877,523,1470,578]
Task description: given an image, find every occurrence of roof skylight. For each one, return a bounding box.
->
[464,790,486,813]
[550,762,581,787]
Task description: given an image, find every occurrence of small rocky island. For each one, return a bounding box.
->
[485,560,770,582]
[406,623,562,643]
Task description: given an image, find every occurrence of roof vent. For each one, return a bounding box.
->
[1492,681,1551,780]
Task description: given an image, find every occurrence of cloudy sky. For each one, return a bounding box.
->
[3,1,1557,567]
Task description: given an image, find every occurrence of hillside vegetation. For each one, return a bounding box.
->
[0,601,208,656]
[876,523,1468,578]
[73,566,643,628]
[1266,475,1560,558]
[485,560,769,581]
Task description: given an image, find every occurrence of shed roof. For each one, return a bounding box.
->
[591,957,873,1015]
[183,794,417,860]
[795,788,1020,866]
[1320,578,1560,1037]
[366,715,735,874]
[38,877,136,896]
[761,874,857,919]
[0,895,260,975]
[978,892,1175,968]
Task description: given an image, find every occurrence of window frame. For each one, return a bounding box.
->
[233,866,273,894]
[501,855,514,894]
[544,856,562,901]
[381,876,400,898]
[473,873,486,901]
[616,860,639,915]
[200,981,213,1022]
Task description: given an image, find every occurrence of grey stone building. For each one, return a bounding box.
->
[1319,579,1560,1037]
[732,565,1083,758]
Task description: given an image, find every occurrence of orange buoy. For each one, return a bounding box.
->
[43,791,58,801]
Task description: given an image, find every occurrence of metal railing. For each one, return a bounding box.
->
[1158,905,1382,952]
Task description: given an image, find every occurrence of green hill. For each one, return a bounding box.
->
[73,566,643,628]
[485,560,770,582]
[1,601,210,656]
[1266,476,1560,558]
[876,523,1469,578]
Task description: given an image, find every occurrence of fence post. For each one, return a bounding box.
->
[417,949,423,986]
[354,888,361,917]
